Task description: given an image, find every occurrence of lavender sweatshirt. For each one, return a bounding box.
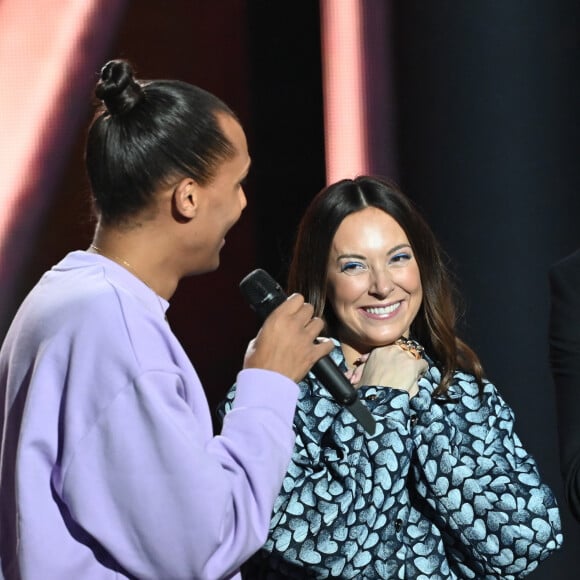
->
[0,251,299,580]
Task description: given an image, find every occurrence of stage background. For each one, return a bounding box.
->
[1,1,579,577]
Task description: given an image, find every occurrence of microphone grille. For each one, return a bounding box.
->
[239,269,286,319]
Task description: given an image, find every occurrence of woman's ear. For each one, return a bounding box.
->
[173,177,198,220]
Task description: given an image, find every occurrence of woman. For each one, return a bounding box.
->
[222,176,563,578]
[0,60,333,580]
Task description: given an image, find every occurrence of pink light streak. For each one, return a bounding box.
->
[0,0,126,327]
[320,0,369,184]
[0,0,102,244]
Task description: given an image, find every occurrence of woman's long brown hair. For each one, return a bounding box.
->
[287,176,484,396]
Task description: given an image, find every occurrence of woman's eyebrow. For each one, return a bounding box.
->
[389,243,412,253]
[336,243,411,261]
[336,253,366,260]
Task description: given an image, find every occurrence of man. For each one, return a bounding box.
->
[0,59,333,580]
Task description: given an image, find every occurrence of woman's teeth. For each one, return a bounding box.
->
[365,302,400,315]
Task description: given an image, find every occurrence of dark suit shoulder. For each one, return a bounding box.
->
[550,248,580,281]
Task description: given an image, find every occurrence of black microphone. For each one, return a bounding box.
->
[240,268,376,435]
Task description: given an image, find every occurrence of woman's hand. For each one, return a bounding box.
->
[349,344,428,398]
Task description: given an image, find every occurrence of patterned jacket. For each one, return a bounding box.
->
[220,342,563,579]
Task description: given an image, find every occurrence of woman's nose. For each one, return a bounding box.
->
[369,269,394,297]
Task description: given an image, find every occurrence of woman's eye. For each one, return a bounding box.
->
[390,252,412,264]
[340,261,367,275]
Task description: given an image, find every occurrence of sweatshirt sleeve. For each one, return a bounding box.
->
[59,368,298,580]
[410,367,563,578]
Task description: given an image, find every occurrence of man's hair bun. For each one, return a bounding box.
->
[95,59,144,115]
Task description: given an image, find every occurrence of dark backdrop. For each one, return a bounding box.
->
[393,3,580,576]
[4,1,579,577]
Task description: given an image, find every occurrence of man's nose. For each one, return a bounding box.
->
[239,187,248,210]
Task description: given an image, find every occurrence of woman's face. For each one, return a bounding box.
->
[326,206,423,355]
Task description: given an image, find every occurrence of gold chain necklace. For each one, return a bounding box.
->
[89,244,135,272]
[89,244,157,294]
[89,244,168,321]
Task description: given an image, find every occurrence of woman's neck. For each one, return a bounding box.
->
[340,342,366,370]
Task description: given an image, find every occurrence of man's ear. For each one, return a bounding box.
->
[173,177,199,220]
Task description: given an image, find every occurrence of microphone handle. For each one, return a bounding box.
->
[239,269,376,434]
[312,355,358,406]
